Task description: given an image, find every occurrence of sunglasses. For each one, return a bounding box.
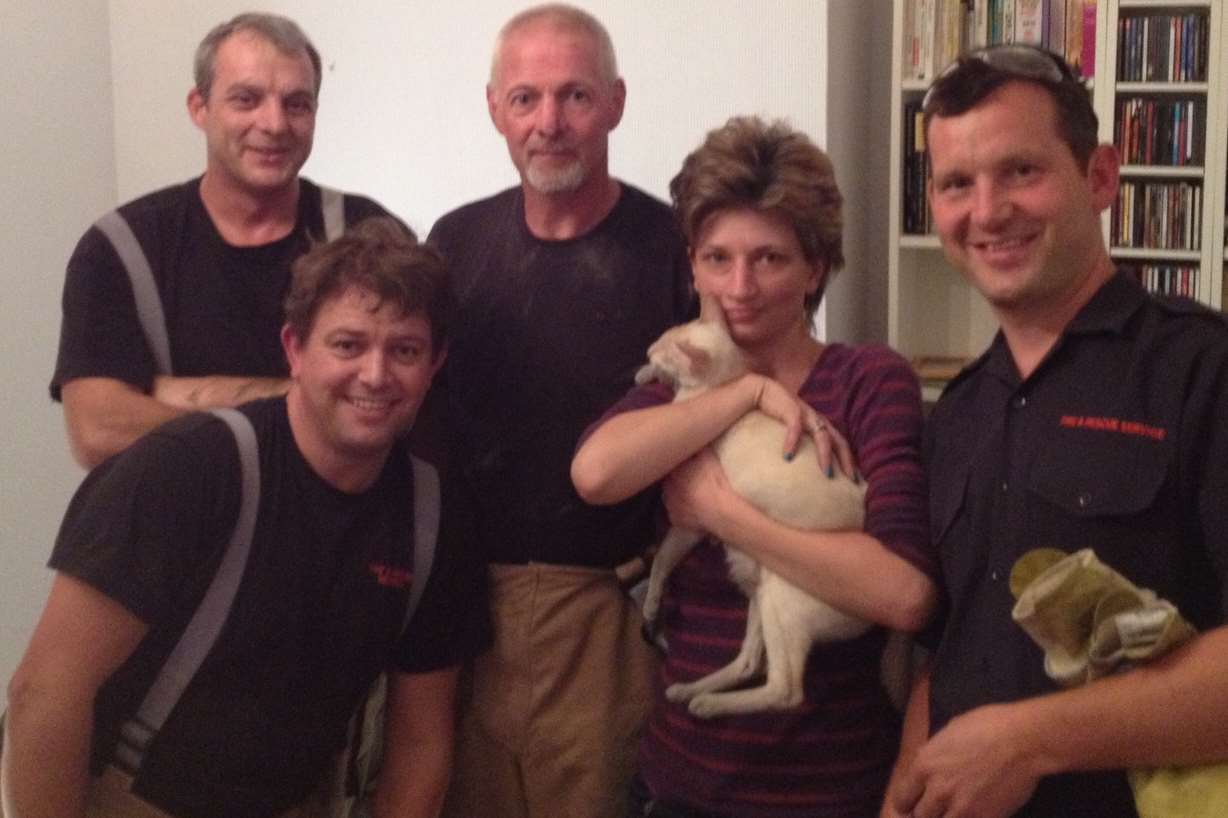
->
[923,44,1079,110]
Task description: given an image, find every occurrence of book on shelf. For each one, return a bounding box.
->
[1079,0,1096,79]
[1122,263,1200,299]
[1112,180,1202,252]
[1115,98,1205,167]
[903,0,1096,81]
[1015,0,1044,45]
[902,101,932,235]
[1117,12,1209,83]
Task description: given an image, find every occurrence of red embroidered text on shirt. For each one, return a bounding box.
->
[369,563,412,588]
[1059,415,1167,441]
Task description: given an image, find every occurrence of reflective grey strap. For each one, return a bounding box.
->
[115,408,261,773]
[404,456,439,628]
[94,210,173,376]
[321,186,345,242]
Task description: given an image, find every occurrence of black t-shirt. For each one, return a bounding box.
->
[50,397,488,818]
[923,273,1228,817]
[51,177,392,399]
[425,183,694,566]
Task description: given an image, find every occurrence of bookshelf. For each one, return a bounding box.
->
[1098,0,1225,308]
[889,0,1228,400]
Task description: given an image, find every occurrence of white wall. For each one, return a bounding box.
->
[0,0,117,682]
[107,0,832,235]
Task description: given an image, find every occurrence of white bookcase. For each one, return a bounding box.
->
[1098,0,1225,308]
[888,0,1228,400]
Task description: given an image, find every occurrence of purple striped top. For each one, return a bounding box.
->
[592,342,934,817]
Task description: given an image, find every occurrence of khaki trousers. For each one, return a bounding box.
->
[441,563,659,818]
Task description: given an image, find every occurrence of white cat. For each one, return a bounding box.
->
[635,299,871,718]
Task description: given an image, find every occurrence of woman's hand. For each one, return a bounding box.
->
[745,374,858,480]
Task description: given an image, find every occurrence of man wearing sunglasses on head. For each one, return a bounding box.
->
[883,45,1228,818]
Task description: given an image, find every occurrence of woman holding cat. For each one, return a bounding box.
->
[572,116,938,818]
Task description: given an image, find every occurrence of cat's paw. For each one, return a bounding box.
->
[665,682,695,703]
[687,693,723,718]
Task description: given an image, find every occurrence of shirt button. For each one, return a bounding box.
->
[1078,492,1092,508]
[1000,481,1009,493]
[991,570,1000,581]
[1012,395,1028,409]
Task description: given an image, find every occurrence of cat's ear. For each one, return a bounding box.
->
[677,339,713,375]
[697,292,728,329]
[634,362,661,385]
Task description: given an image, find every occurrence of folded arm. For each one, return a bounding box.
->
[371,667,460,818]
[3,574,147,818]
[152,374,290,411]
[62,375,289,468]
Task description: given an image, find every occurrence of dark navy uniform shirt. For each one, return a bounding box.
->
[924,272,1228,817]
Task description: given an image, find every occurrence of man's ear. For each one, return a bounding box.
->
[186,87,208,130]
[608,78,626,130]
[281,324,303,378]
[1086,144,1121,213]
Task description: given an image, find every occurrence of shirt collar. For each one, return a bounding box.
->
[1064,269,1148,336]
[981,270,1146,386]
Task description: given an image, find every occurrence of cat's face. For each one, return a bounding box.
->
[636,317,746,392]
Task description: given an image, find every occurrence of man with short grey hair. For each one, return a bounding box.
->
[51,12,395,469]
[427,4,693,817]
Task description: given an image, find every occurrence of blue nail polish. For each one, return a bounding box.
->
[826,465,834,479]
[784,451,794,462]
[854,470,863,484]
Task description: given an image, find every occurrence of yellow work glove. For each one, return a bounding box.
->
[1010,547,1228,818]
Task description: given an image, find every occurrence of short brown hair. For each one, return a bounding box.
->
[922,46,1098,169]
[670,116,844,319]
[283,217,451,357]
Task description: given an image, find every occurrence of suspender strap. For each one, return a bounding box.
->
[114,408,261,773]
[95,186,347,379]
[404,456,440,628]
[94,210,173,376]
[320,186,345,242]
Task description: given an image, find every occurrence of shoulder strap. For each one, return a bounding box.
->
[114,408,261,773]
[403,456,440,630]
[320,186,345,242]
[94,210,174,376]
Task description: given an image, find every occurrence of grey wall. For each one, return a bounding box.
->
[1,0,116,682]
[823,0,892,345]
